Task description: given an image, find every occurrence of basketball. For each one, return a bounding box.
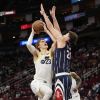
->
[32,20,44,34]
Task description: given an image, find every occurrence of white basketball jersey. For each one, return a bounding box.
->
[34,51,53,85]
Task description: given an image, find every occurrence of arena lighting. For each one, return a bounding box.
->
[20,24,32,30]
[19,37,51,46]
[64,12,85,21]
[0,11,15,16]
[71,0,82,4]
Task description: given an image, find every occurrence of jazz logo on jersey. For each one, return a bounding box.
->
[41,56,51,64]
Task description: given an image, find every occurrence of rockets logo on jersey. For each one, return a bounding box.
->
[55,88,63,100]
[41,56,51,64]
[55,79,65,100]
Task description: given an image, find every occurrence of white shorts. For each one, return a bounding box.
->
[30,79,52,97]
[69,93,80,100]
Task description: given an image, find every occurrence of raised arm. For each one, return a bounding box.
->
[40,4,62,39]
[43,23,56,42]
[50,6,61,33]
[26,28,39,56]
[43,23,56,53]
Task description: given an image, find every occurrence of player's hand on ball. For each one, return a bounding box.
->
[31,27,37,34]
[31,27,35,33]
[32,20,44,34]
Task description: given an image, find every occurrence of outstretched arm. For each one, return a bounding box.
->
[43,23,56,53]
[26,28,39,56]
[40,4,62,39]
[50,6,61,33]
[43,23,56,42]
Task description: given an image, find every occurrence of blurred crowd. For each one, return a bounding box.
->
[71,38,100,100]
[0,38,100,100]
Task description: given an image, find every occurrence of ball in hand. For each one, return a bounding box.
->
[32,20,44,34]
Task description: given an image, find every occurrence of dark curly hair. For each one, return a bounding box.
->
[69,31,78,45]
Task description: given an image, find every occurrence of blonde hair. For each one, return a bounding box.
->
[35,39,44,50]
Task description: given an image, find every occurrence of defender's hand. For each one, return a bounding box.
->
[50,6,56,18]
[40,4,45,16]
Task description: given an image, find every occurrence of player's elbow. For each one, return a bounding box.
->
[26,43,31,49]
[26,42,29,46]
[77,78,82,85]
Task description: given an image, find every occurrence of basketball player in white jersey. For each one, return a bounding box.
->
[69,72,82,100]
[26,24,56,100]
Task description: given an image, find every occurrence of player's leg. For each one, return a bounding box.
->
[39,84,53,100]
[38,97,43,100]
[31,80,46,100]
[37,91,44,100]
[30,80,41,96]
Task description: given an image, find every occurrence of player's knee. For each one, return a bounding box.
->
[30,80,38,95]
[30,81,36,92]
